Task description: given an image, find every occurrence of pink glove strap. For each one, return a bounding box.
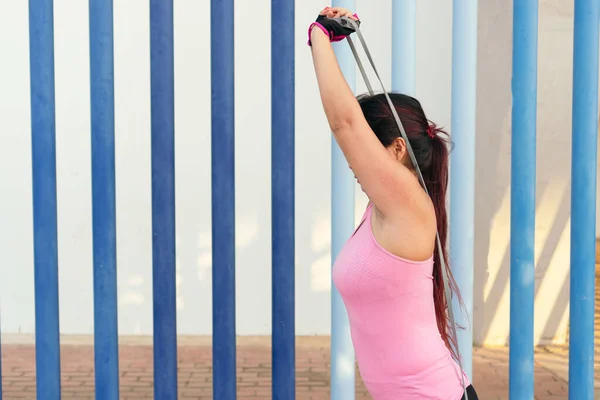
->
[307,22,330,46]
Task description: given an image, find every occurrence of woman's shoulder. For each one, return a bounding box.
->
[371,200,436,262]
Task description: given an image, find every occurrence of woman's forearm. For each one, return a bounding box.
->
[310,29,363,132]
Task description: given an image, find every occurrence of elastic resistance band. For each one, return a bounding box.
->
[334,16,468,399]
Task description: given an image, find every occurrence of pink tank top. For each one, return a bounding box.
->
[333,203,469,400]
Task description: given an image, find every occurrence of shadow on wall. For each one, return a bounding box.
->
[474,0,574,346]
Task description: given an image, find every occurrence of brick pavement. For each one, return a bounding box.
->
[1,336,594,399]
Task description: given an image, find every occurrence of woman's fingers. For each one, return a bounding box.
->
[320,6,358,20]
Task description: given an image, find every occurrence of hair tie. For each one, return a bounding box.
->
[427,125,436,138]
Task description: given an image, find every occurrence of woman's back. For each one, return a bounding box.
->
[333,203,469,400]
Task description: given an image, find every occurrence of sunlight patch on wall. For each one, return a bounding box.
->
[121,291,145,306]
[196,230,212,281]
[484,188,510,303]
[482,179,571,346]
[197,252,212,281]
[197,231,211,249]
[121,274,145,306]
[534,219,570,344]
[311,214,331,253]
[483,283,510,345]
[311,254,332,292]
[534,178,568,267]
[237,213,259,249]
[126,275,144,286]
[311,214,332,292]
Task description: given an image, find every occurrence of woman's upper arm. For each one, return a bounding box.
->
[332,111,424,217]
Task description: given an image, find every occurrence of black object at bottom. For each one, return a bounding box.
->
[461,385,479,400]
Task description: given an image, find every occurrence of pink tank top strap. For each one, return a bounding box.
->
[351,202,374,238]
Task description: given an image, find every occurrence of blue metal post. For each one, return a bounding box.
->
[211,0,236,398]
[89,1,119,398]
[570,0,599,398]
[331,0,356,399]
[391,0,416,95]
[28,1,61,398]
[449,0,477,380]
[509,2,538,399]
[149,1,178,398]
[271,0,295,399]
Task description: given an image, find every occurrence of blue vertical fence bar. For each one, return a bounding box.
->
[28,1,62,398]
[211,0,236,398]
[391,0,416,95]
[331,0,356,399]
[569,0,599,398]
[271,0,295,399]
[149,1,178,398]
[89,1,119,398]
[449,0,477,380]
[509,1,538,399]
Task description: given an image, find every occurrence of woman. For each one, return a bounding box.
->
[308,7,479,400]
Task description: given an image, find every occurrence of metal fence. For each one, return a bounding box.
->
[1,0,598,399]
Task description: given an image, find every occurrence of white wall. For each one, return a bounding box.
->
[473,0,595,346]
[0,0,579,346]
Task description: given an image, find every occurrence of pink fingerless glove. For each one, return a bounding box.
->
[307,12,360,46]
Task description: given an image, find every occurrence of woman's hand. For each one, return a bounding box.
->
[319,6,358,20]
[307,6,360,46]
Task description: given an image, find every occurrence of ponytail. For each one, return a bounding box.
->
[425,127,462,360]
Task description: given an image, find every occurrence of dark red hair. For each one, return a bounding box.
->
[357,92,462,360]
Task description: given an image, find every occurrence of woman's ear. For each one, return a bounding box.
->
[393,137,407,163]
